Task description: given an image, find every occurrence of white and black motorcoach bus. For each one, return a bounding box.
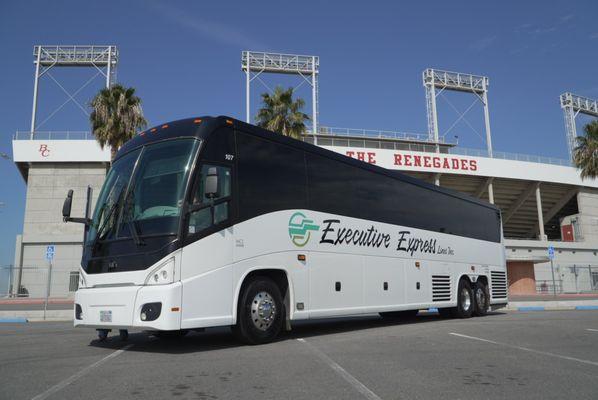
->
[63,116,507,344]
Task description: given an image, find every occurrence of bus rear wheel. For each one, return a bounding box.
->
[452,278,474,318]
[473,280,490,316]
[233,277,283,345]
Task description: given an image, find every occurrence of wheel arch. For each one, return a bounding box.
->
[232,267,293,327]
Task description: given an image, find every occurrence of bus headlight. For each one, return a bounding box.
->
[145,258,175,286]
[78,272,87,289]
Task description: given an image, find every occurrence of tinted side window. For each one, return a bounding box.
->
[187,164,232,235]
[306,152,373,220]
[236,132,307,220]
[306,152,500,242]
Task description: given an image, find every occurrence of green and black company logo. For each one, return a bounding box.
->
[288,212,320,247]
[287,211,452,256]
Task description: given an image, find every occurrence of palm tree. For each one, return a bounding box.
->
[573,120,598,179]
[90,84,147,161]
[255,86,309,139]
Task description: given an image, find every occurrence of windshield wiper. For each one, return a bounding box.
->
[129,220,145,246]
[91,194,123,250]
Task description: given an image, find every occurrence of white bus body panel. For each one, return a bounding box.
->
[74,209,507,331]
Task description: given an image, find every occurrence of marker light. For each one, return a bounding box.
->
[145,258,175,286]
[193,119,202,124]
[225,119,233,125]
[161,124,169,129]
[150,128,157,133]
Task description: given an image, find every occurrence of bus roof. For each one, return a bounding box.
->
[115,115,500,213]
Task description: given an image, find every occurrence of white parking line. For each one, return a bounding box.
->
[450,332,598,367]
[587,329,598,332]
[31,344,134,400]
[297,338,383,400]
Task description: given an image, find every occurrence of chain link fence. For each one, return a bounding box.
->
[1,265,79,299]
[536,264,598,294]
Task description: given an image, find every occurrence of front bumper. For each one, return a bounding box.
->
[74,282,182,331]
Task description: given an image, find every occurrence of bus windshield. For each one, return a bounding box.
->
[86,138,199,246]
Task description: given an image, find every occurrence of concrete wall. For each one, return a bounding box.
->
[577,189,598,243]
[13,162,106,298]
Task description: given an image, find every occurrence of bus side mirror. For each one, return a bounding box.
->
[205,167,220,198]
[62,190,73,221]
[62,188,92,226]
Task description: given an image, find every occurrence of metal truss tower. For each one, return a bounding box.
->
[560,92,598,162]
[242,51,319,137]
[30,45,118,137]
[423,68,494,198]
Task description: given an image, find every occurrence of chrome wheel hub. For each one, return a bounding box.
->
[251,291,277,331]
[461,288,472,311]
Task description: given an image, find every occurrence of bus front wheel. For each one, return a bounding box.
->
[233,277,284,345]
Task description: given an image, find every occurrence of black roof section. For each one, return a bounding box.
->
[115,115,500,212]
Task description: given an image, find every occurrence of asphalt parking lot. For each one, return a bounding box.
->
[1,310,597,400]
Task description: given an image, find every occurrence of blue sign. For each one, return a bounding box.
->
[45,245,55,261]
[548,245,555,260]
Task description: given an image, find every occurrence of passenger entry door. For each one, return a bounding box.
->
[180,128,237,328]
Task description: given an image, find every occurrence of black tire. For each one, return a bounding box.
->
[473,280,490,317]
[119,329,129,341]
[233,277,284,345]
[379,309,419,319]
[452,278,474,318]
[152,330,189,340]
[97,329,109,341]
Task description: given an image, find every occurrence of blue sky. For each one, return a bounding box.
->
[1,1,597,285]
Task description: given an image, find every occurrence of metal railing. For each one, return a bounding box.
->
[34,45,118,66]
[242,51,318,74]
[536,280,563,294]
[311,126,445,144]
[449,147,571,166]
[536,264,598,294]
[14,131,94,140]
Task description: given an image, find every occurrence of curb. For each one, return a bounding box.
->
[516,306,547,312]
[0,317,28,323]
[513,306,598,311]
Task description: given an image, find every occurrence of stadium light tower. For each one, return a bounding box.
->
[560,92,598,162]
[423,68,494,198]
[242,51,319,137]
[30,45,118,138]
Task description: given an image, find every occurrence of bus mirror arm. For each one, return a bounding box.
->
[62,188,92,226]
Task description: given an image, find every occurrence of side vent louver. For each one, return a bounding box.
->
[432,275,451,302]
[491,271,508,299]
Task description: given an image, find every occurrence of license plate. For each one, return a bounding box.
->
[100,310,112,323]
